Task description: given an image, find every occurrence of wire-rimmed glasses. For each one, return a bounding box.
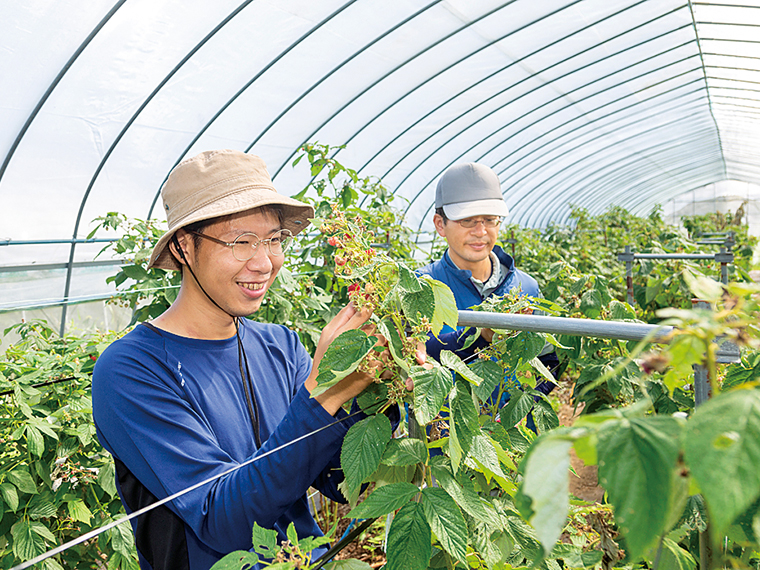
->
[190,229,293,260]
[454,216,502,228]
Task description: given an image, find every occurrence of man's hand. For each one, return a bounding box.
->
[480,327,495,343]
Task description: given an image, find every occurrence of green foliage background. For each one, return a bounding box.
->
[1,143,759,570]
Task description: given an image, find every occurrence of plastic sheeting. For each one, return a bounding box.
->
[1,0,759,315]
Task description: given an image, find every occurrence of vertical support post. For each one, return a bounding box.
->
[692,298,713,570]
[625,245,634,306]
[719,247,728,285]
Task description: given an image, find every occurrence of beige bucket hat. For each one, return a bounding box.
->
[148,149,314,271]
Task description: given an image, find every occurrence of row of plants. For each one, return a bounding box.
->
[1,143,758,569]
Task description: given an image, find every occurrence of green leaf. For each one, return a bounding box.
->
[411,365,452,425]
[314,329,378,396]
[440,350,483,386]
[499,391,535,427]
[209,551,260,570]
[341,414,392,495]
[449,382,480,473]
[26,425,45,457]
[398,264,423,293]
[386,502,432,570]
[517,432,573,556]
[658,538,697,570]
[27,494,58,520]
[11,520,48,560]
[420,487,469,563]
[470,359,504,403]
[596,416,682,560]
[504,331,545,364]
[0,482,19,511]
[378,319,409,372]
[348,482,420,519]
[684,388,760,538]
[579,289,602,319]
[108,517,136,556]
[251,522,278,558]
[98,461,118,498]
[427,278,459,336]
[610,300,637,320]
[68,498,93,524]
[382,438,428,466]
[400,279,435,327]
[8,468,38,494]
[323,559,373,569]
[429,459,501,530]
[286,522,298,547]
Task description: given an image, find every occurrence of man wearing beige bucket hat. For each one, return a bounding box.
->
[92,150,395,569]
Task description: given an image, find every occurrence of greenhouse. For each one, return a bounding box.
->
[1,1,760,569]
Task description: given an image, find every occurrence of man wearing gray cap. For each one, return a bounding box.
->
[418,162,558,417]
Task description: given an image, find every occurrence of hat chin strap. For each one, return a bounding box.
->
[171,234,262,448]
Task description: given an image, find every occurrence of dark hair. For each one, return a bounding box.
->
[172,204,286,267]
[435,207,448,223]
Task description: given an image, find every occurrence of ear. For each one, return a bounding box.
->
[433,214,447,238]
[169,231,192,267]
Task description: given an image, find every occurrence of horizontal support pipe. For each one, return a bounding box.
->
[629,253,716,260]
[0,238,117,246]
[0,259,125,274]
[457,310,740,363]
[457,310,673,342]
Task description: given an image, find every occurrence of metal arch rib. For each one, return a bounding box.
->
[60,0,258,335]
[400,50,705,230]
[411,80,708,236]
[0,0,128,186]
[265,0,533,179]
[146,0,363,219]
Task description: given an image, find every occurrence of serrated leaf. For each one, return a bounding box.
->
[610,300,637,320]
[398,264,423,293]
[440,350,483,386]
[210,551,260,569]
[323,559,373,569]
[400,279,436,327]
[518,432,573,556]
[449,382,480,473]
[579,289,602,319]
[11,520,48,560]
[8,468,38,494]
[68,498,92,524]
[27,494,58,520]
[658,537,697,570]
[1,483,19,512]
[499,391,535,427]
[378,319,409,371]
[469,433,505,479]
[341,414,392,495]
[26,425,45,457]
[471,359,504,403]
[386,502,432,570]
[411,365,452,425]
[429,460,501,530]
[684,389,760,538]
[108,517,135,556]
[597,416,682,560]
[428,278,459,336]
[252,522,278,558]
[382,438,428,466]
[314,329,378,396]
[348,482,420,519]
[286,522,298,547]
[421,487,469,563]
[98,461,118,498]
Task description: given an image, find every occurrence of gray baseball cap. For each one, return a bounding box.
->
[435,163,509,220]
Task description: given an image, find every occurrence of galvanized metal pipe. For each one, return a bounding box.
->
[457,310,673,343]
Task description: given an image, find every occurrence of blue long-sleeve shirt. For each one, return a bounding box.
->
[92,320,359,570]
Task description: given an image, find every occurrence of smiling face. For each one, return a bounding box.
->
[433,213,498,280]
[178,208,284,319]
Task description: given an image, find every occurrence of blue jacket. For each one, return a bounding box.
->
[93,320,360,570]
[418,245,557,397]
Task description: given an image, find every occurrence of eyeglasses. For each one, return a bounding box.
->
[453,216,502,228]
[190,229,293,260]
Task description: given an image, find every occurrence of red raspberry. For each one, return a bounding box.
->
[348,283,361,294]
[335,257,346,266]
[327,236,338,247]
